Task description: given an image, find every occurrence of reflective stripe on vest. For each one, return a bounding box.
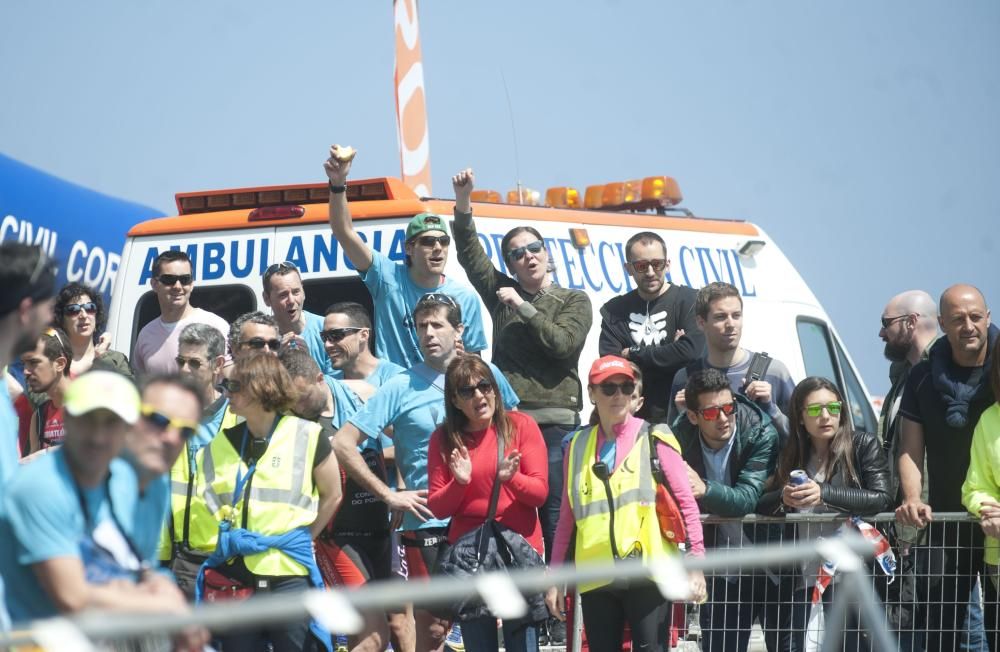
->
[189,415,321,576]
[565,423,676,593]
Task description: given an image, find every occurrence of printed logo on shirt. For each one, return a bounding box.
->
[628,310,668,346]
[271,456,281,468]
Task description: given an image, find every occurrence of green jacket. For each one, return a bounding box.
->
[452,209,592,424]
[670,394,778,517]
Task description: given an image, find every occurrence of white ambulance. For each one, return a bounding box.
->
[106,175,878,431]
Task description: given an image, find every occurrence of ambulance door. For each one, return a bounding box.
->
[796,317,878,433]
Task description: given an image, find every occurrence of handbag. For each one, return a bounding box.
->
[647,423,689,547]
[435,437,547,622]
[202,567,254,603]
[169,546,210,600]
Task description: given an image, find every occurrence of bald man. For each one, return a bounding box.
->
[896,284,997,652]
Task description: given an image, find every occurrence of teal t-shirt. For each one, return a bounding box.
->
[360,250,488,368]
[302,311,335,376]
[348,361,518,531]
[326,375,365,431]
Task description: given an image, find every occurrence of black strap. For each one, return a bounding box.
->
[475,437,506,566]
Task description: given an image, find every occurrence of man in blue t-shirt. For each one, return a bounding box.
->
[325,146,487,368]
[261,261,335,376]
[333,294,518,652]
[322,300,406,386]
[0,371,196,627]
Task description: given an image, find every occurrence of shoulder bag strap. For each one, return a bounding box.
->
[476,436,506,565]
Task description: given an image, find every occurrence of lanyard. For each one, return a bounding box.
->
[232,416,281,508]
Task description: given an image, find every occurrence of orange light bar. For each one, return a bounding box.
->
[175,179,400,215]
[622,179,643,204]
[507,188,541,206]
[584,185,605,209]
[641,176,683,207]
[545,187,581,209]
[601,182,625,207]
[471,190,502,203]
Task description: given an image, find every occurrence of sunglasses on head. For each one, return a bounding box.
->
[596,381,636,397]
[140,405,198,440]
[456,380,495,400]
[175,355,207,370]
[320,327,363,343]
[220,377,243,394]
[65,302,97,316]
[418,292,458,308]
[695,401,737,421]
[804,401,843,417]
[157,273,193,287]
[628,259,667,274]
[265,261,298,276]
[506,240,545,262]
[242,337,281,351]
[416,234,451,248]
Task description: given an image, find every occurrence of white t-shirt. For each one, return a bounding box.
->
[133,307,230,375]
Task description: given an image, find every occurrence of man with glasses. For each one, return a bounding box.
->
[262,261,335,376]
[228,311,281,360]
[671,368,779,652]
[332,294,517,652]
[323,301,404,386]
[599,231,704,422]
[667,282,796,444]
[325,145,487,368]
[134,250,229,375]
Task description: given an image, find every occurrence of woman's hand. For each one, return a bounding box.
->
[496,286,524,309]
[544,585,566,622]
[688,570,707,605]
[448,446,472,485]
[95,332,112,356]
[498,449,522,482]
[782,479,823,509]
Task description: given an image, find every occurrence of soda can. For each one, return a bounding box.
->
[790,469,809,486]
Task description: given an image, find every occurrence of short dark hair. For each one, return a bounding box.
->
[53,282,107,339]
[179,322,226,361]
[624,231,667,263]
[140,372,206,415]
[228,311,278,355]
[325,301,372,330]
[0,243,57,318]
[151,250,192,279]
[413,294,462,329]
[40,328,72,376]
[278,347,321,381]
[685,368,732,412]
[695,282,743,320]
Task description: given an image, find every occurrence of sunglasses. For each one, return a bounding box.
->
[220,378,243,394]
[418,292,458,308]
[175,355,207,370]
[65,302,98,316]
[42,327,68,350]
[141,405,198,440]
[242,337,281,351]
[506,240,545,262]
[596,381,636,397]
[880,314,910,329]
[695,401,737,421]
[265,261,298,276]
[804,401,843,417]
[628,259,667,274]
[416,235,451,248]
[456,380,495,400]
[157,273,193,287]
[320,327,364,343]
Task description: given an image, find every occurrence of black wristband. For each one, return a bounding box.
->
[329,181,347,194]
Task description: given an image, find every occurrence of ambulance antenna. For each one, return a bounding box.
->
[500,70,523,201]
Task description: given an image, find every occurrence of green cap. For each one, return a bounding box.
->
[64,371,140,425]
[405,213,449,241]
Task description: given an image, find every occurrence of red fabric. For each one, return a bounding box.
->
[427,411,547,556]
[14,394,31,457]
[315,539,367,588]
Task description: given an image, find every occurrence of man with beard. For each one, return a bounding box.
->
[21,328,73,453]
[325,145,487,368]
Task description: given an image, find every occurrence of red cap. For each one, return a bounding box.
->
[588,355,636,385]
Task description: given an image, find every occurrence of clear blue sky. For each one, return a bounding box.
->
[2,1,997,393]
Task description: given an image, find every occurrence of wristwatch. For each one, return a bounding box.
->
[328,181,348,194]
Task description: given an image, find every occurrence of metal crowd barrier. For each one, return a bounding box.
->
[5,512,995,652]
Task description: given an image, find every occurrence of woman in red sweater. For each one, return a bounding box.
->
[428,354,548,652]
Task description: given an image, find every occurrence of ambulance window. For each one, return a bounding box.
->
[131,285,256,351]
[834,338,879,433]
[301,277,375,345]
[796,319,838,382]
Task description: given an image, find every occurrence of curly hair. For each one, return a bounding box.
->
[53,282,106,341]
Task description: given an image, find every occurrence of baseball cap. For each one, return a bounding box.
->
[64,371,140,425]
[405,213,449,241]
[588,355,636,385]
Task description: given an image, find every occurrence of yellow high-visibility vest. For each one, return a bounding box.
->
[188,414,321,576]
[158,404,242,561]
[565,422,680,593]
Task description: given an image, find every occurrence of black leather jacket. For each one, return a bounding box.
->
[758,430,892,515]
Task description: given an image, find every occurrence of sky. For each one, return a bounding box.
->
[2,1,997,394]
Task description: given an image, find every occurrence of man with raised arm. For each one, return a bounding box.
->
[324,145,487,368]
